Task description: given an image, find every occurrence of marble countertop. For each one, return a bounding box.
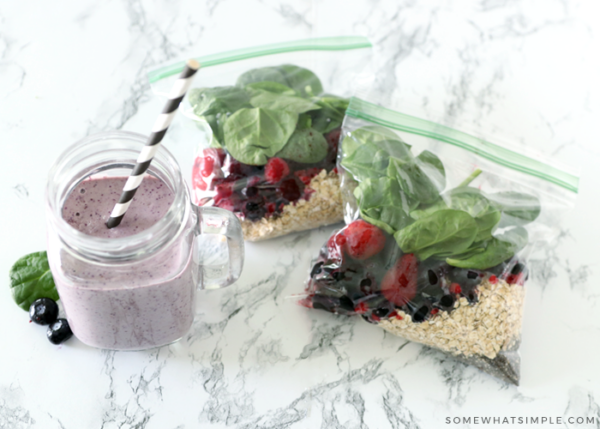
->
[1,0,599,427]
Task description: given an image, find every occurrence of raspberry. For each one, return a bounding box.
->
[294,168,321,185]
[354,302,368,314]
[449,283,462,294]
[214,183,233,205]
[192,156,207,191]
[431,308,439,316]
[265,157,290,184]
[200,148,222,177]
[326,233,343,260]
[343,220,386,260]
[488,275,498,285]
[381,254,418,306]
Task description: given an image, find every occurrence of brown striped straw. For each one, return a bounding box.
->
[106,59,200,229]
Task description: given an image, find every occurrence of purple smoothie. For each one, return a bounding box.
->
[55,176,196,350]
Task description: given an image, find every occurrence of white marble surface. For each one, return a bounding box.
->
[1,0,600,428]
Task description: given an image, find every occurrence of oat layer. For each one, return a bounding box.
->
[377,278,525,360]
[241,169,344,241]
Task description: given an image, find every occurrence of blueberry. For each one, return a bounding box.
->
[29,298,59,325]
[412,305,430,323]
[312,295,337,311]
[438,294,456,310]
[467,270,478,279]
[310,262,323,278]
[511,262,525,275]
[373,307,391,318]
[243,186,258,197]
[338,296,355,312]
[467,291,478,304]
[428,269,438,285]
[47,319,73,345]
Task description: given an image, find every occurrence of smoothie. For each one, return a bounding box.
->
[55,176,196,350]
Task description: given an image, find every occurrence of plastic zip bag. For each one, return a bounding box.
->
[149,37,372,241]
[302,97,579,385]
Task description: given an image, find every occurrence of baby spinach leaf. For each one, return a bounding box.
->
[446,227,528,270]
[188,86,251,117]
[354,178,415,234]
[223,107,297,165]
[10,251,59,311]
[236,67,289,88]
[249,91,320,114]
[277,64,323,97]
[309,95,348,133]
[409,199,448,220]
[388,158,441,205]
[245,81,296,95]
[415,150,446,193]
[275,127,328,163]
[341,141,395,181]
[488,191,541,226]
[394,209,478,260]
[443,187,501,241]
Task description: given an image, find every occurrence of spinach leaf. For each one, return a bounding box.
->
[309,95,349,133]
[387,158,441,205]
[245,81,296,95]
[394,209,478,260]
[223,107,297,165]
[351,126,412,158]
[236,67,289,87]
[249,91,320,114]
[446,227,528,269]
[275,127,328,163]
[409,199,448,220]
[443,187,501,241]
[202,113,227,147]
[277,64,323,97]
[188,86,251,117]
[415,150,446,193]
[341,140,396,181]
[10,251,59,311]
[488,191,541,226]
[354,177,415,234]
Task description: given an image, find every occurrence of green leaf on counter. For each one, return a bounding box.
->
[9,251,59,311]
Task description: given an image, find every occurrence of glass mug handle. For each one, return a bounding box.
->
[191,205,245,290]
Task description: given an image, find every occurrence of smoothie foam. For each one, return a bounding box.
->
[55,176,196,350]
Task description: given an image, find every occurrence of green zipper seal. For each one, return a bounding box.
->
[346,97,579,193]
[148,36,372,84]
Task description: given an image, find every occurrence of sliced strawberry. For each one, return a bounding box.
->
[343,220,386,260]
[265,157,290,184]
[381,254,418,306]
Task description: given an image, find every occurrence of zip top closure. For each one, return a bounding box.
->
[345,97,579,193]
[148,36,372,84]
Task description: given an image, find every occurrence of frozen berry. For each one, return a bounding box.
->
[449,283,462,294]
[47,319,73,345]
[488,275,498,285]
[428,269,438,285]
[511,262,525,275]
[343,220,386,260]
[338,296,354,312]
[412,305,430,323]
[277,177,302,201]
[265,157,290,184]
[381,253,418,306]
[29,298,59,325]
[438,294,456,310]
[373,307,391,318]
[354,302,369,314]
[243,198,266,221]
[294,168,321,185]
[310,262,324,278]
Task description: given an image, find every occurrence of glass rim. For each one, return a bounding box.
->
[45,130,189,263]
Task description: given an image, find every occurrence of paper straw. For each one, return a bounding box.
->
[106,59,200,229]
